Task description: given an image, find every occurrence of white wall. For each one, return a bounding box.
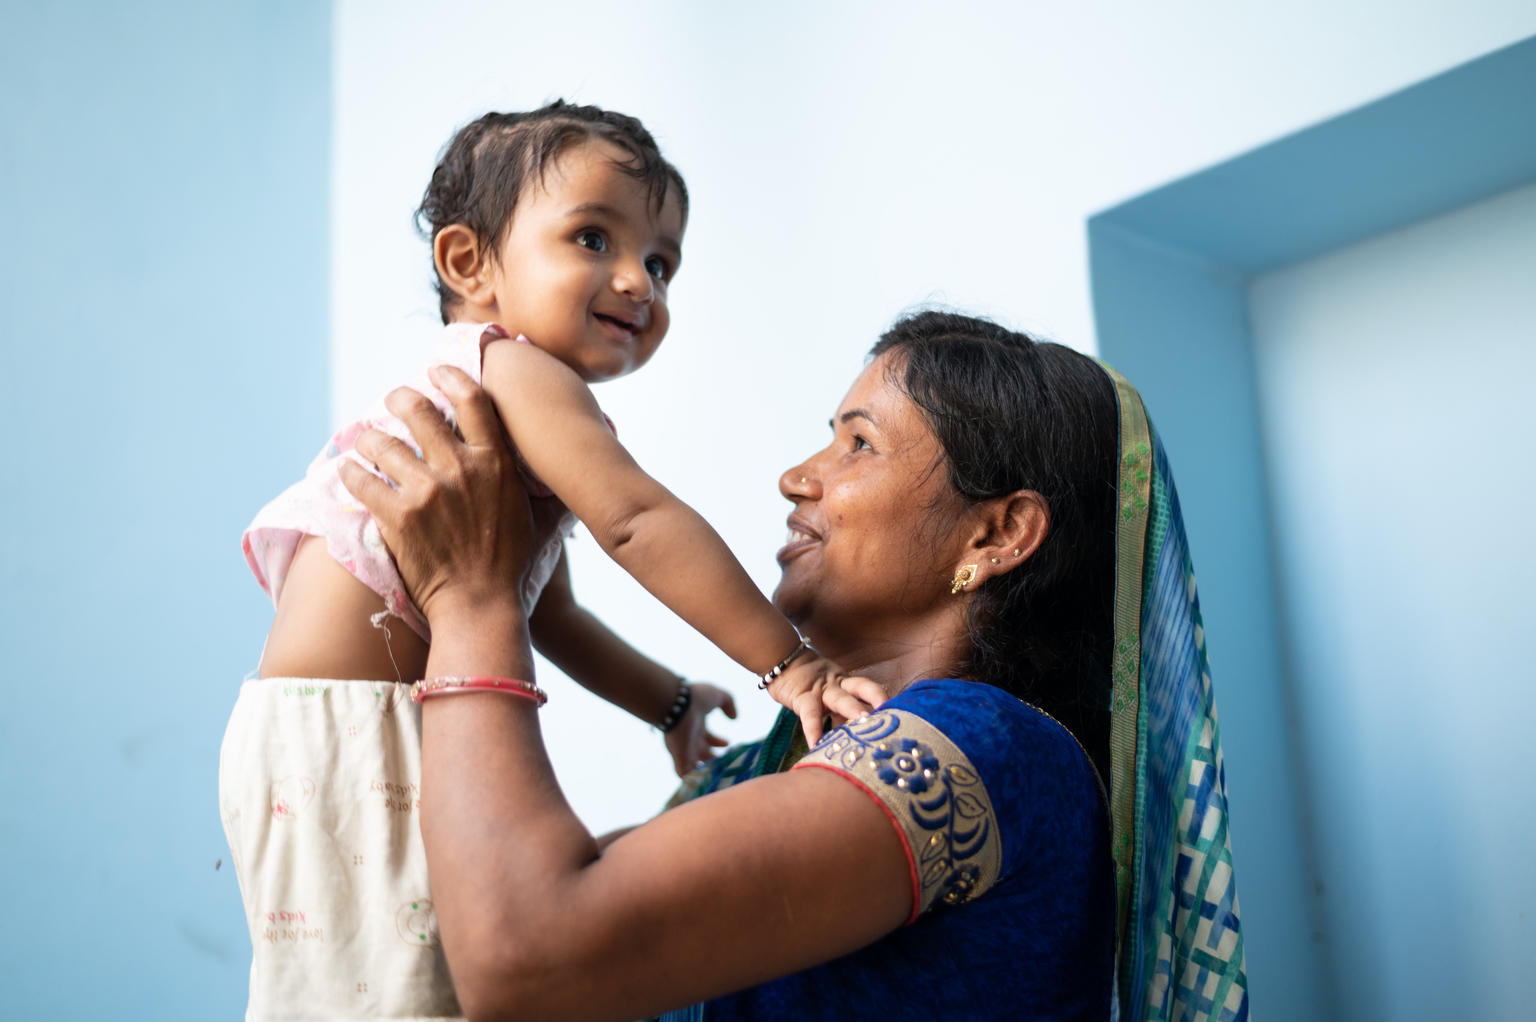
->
[332,0,1536,833]
[1248,180,1536,1021]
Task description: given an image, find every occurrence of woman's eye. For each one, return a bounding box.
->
[645,255,668,280]
[852,435,871,452]
[577,231,607,253]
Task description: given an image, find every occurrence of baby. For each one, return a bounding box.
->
[221,102,848,1019]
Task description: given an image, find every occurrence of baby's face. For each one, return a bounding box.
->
[484,139,684,382]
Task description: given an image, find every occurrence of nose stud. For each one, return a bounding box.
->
[799,477,807,483]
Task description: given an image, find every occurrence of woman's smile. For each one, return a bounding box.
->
[776,515,821,564]
[772,352,968,631]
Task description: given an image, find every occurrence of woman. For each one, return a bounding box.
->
[341,311,1248,1021]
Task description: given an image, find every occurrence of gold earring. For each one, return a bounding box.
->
[1012,549,1020,557]
[950,564,978,594]
[990,557,1000,564]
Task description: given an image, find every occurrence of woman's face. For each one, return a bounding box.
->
[774,351,971,642]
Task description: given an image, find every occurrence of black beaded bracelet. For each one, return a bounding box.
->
[659,679,692,733]
[757,637,811,690]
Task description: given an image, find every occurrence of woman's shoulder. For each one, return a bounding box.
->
[707,684,1115,1020]
[887,678,1100,785]
[892,678,1106,844]
[795,678,1106,908]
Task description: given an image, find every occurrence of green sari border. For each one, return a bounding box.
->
[1098,361,1152,963]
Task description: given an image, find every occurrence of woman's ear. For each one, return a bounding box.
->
[433,224,496,310]
[968,490,1049,585]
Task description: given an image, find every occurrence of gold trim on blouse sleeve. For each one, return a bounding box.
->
[791,709,1002,922]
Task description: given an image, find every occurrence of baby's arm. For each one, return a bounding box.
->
[482,342,805,680]
[530,546,736,774]
[529,546,683,722]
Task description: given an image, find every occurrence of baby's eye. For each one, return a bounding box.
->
[645,255,669,280]
[577,231,608,253]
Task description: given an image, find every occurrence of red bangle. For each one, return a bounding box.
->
[410,676,548,707]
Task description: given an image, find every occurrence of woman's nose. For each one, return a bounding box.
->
[779,464,818,500]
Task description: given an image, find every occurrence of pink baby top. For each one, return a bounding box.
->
[243,321,588,640]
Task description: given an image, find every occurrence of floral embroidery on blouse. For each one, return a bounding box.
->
[793,709,1002,918]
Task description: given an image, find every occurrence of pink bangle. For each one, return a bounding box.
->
[410,676,548,707]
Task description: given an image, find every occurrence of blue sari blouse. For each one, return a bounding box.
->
[694,679,1114,1021]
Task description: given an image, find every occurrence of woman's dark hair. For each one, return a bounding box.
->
[871,310,1119,778]
[415,100,689,324]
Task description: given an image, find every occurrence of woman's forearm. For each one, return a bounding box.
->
[418,599,604,1019]
[417,598,911,1022]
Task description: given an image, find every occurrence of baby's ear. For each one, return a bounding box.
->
[433,224,495,307]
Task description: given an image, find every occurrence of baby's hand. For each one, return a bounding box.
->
[820,675,892,729]
[768,653,872,747]
[664,682,737,777]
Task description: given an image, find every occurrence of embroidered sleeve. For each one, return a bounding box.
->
[791,709,1003,923]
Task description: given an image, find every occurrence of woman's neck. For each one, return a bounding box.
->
[807,612,971,699]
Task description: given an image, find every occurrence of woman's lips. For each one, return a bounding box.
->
[776,517,820,564]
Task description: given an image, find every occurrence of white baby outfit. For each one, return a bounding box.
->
[243,321,573,639]
[221,679,460,1020]
[225,322,591,1019]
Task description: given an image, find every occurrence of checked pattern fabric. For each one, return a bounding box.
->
[1105,360,1248,1022]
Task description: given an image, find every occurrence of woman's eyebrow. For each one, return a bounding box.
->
[833,409,877,429]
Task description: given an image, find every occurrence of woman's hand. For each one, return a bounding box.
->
[337,364,540,628]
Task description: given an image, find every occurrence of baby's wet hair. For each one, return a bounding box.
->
[416,100,689,324]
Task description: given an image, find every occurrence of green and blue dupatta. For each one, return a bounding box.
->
[1102,366,1248,1022]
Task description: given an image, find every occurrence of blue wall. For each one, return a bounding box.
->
[1247,180,1536,1021]
[0,3,330,1017]
[1088,37,1536,1021]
